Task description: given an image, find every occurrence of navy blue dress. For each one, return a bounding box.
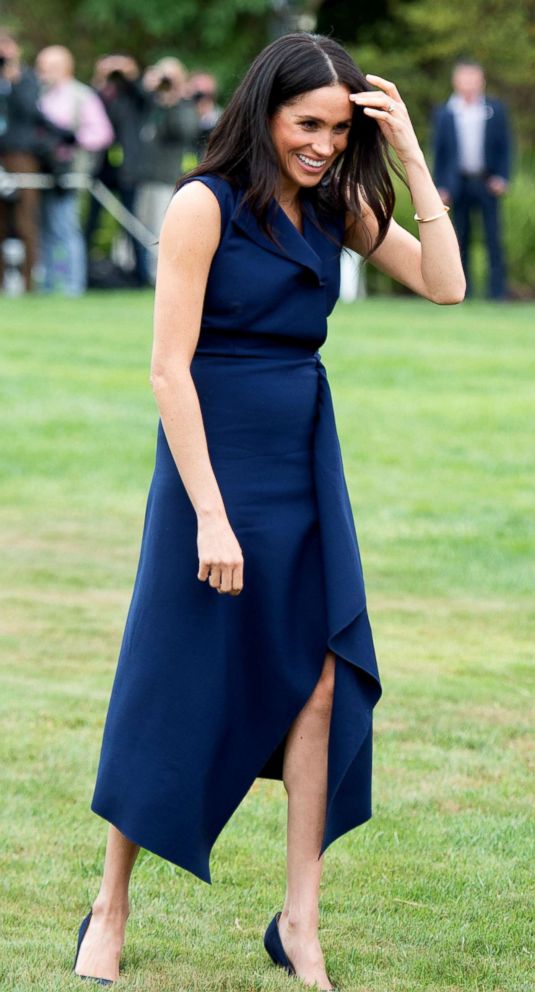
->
[90,173,383,884]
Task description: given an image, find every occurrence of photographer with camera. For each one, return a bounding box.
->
[136,57,200,284]
[184,70,223,158]
[86,53,152,287]
[35,44,114,296]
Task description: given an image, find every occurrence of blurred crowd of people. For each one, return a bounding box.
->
[0,29,513,301]
[0,28,222,295]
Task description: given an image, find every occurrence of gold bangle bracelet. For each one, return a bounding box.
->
[414,205,451,223]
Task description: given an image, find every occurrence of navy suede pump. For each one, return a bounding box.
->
[264,911,297,976]
[73,910,114,986]
[264,911,339,991]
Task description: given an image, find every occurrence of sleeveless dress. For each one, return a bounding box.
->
[90,173,383,884]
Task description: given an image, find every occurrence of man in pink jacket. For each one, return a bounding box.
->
[35,45,114,295]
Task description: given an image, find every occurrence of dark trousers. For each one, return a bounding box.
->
[452,174,508,299]
[0,151,41,292]
[84,182,149,286]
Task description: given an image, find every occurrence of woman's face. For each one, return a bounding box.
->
[269,83,353,194]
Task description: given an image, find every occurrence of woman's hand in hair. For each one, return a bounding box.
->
[349,74,423,164]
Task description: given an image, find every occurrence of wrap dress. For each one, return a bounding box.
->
[90,172,383,884]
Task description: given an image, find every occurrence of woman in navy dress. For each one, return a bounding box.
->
[74,32,465,989]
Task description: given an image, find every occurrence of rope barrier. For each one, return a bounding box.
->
[0,169,159,254]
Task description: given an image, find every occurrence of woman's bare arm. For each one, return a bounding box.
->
[345,76,466,305]
[344,156,466,305]
[150,180,244,594]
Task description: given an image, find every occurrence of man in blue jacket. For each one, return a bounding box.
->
[431,58,513,300]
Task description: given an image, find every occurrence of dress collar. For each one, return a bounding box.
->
[230,186,325,285]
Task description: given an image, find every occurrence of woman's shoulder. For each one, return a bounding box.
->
[179,171,243,201]
[180,170,229,188]
[178,172,240,226]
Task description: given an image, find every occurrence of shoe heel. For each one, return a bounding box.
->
[263,911,296,975]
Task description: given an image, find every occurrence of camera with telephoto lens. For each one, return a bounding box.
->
[156,75,172,92]
[106,68,128,88]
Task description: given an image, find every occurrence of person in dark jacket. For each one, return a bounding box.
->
[86,53,152,287]
[0,29,74,291]
[431,58,514,300]
[185,70,223,159]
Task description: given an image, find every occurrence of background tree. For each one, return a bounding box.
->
[316,0,534,150]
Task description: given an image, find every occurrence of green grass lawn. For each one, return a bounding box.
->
[1,292,533,992]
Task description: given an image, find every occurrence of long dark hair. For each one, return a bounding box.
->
[175,32,409,259]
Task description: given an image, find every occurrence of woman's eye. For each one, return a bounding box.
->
[300,121,350,132]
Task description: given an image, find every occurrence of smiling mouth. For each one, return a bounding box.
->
[296,153,327,170]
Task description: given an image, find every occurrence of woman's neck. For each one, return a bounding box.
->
[275,173,302,212]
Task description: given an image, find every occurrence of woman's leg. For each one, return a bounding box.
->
[279,649,336,990]
[74,824,140,982]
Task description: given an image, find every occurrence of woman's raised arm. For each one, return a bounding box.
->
[345,74,466,305]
